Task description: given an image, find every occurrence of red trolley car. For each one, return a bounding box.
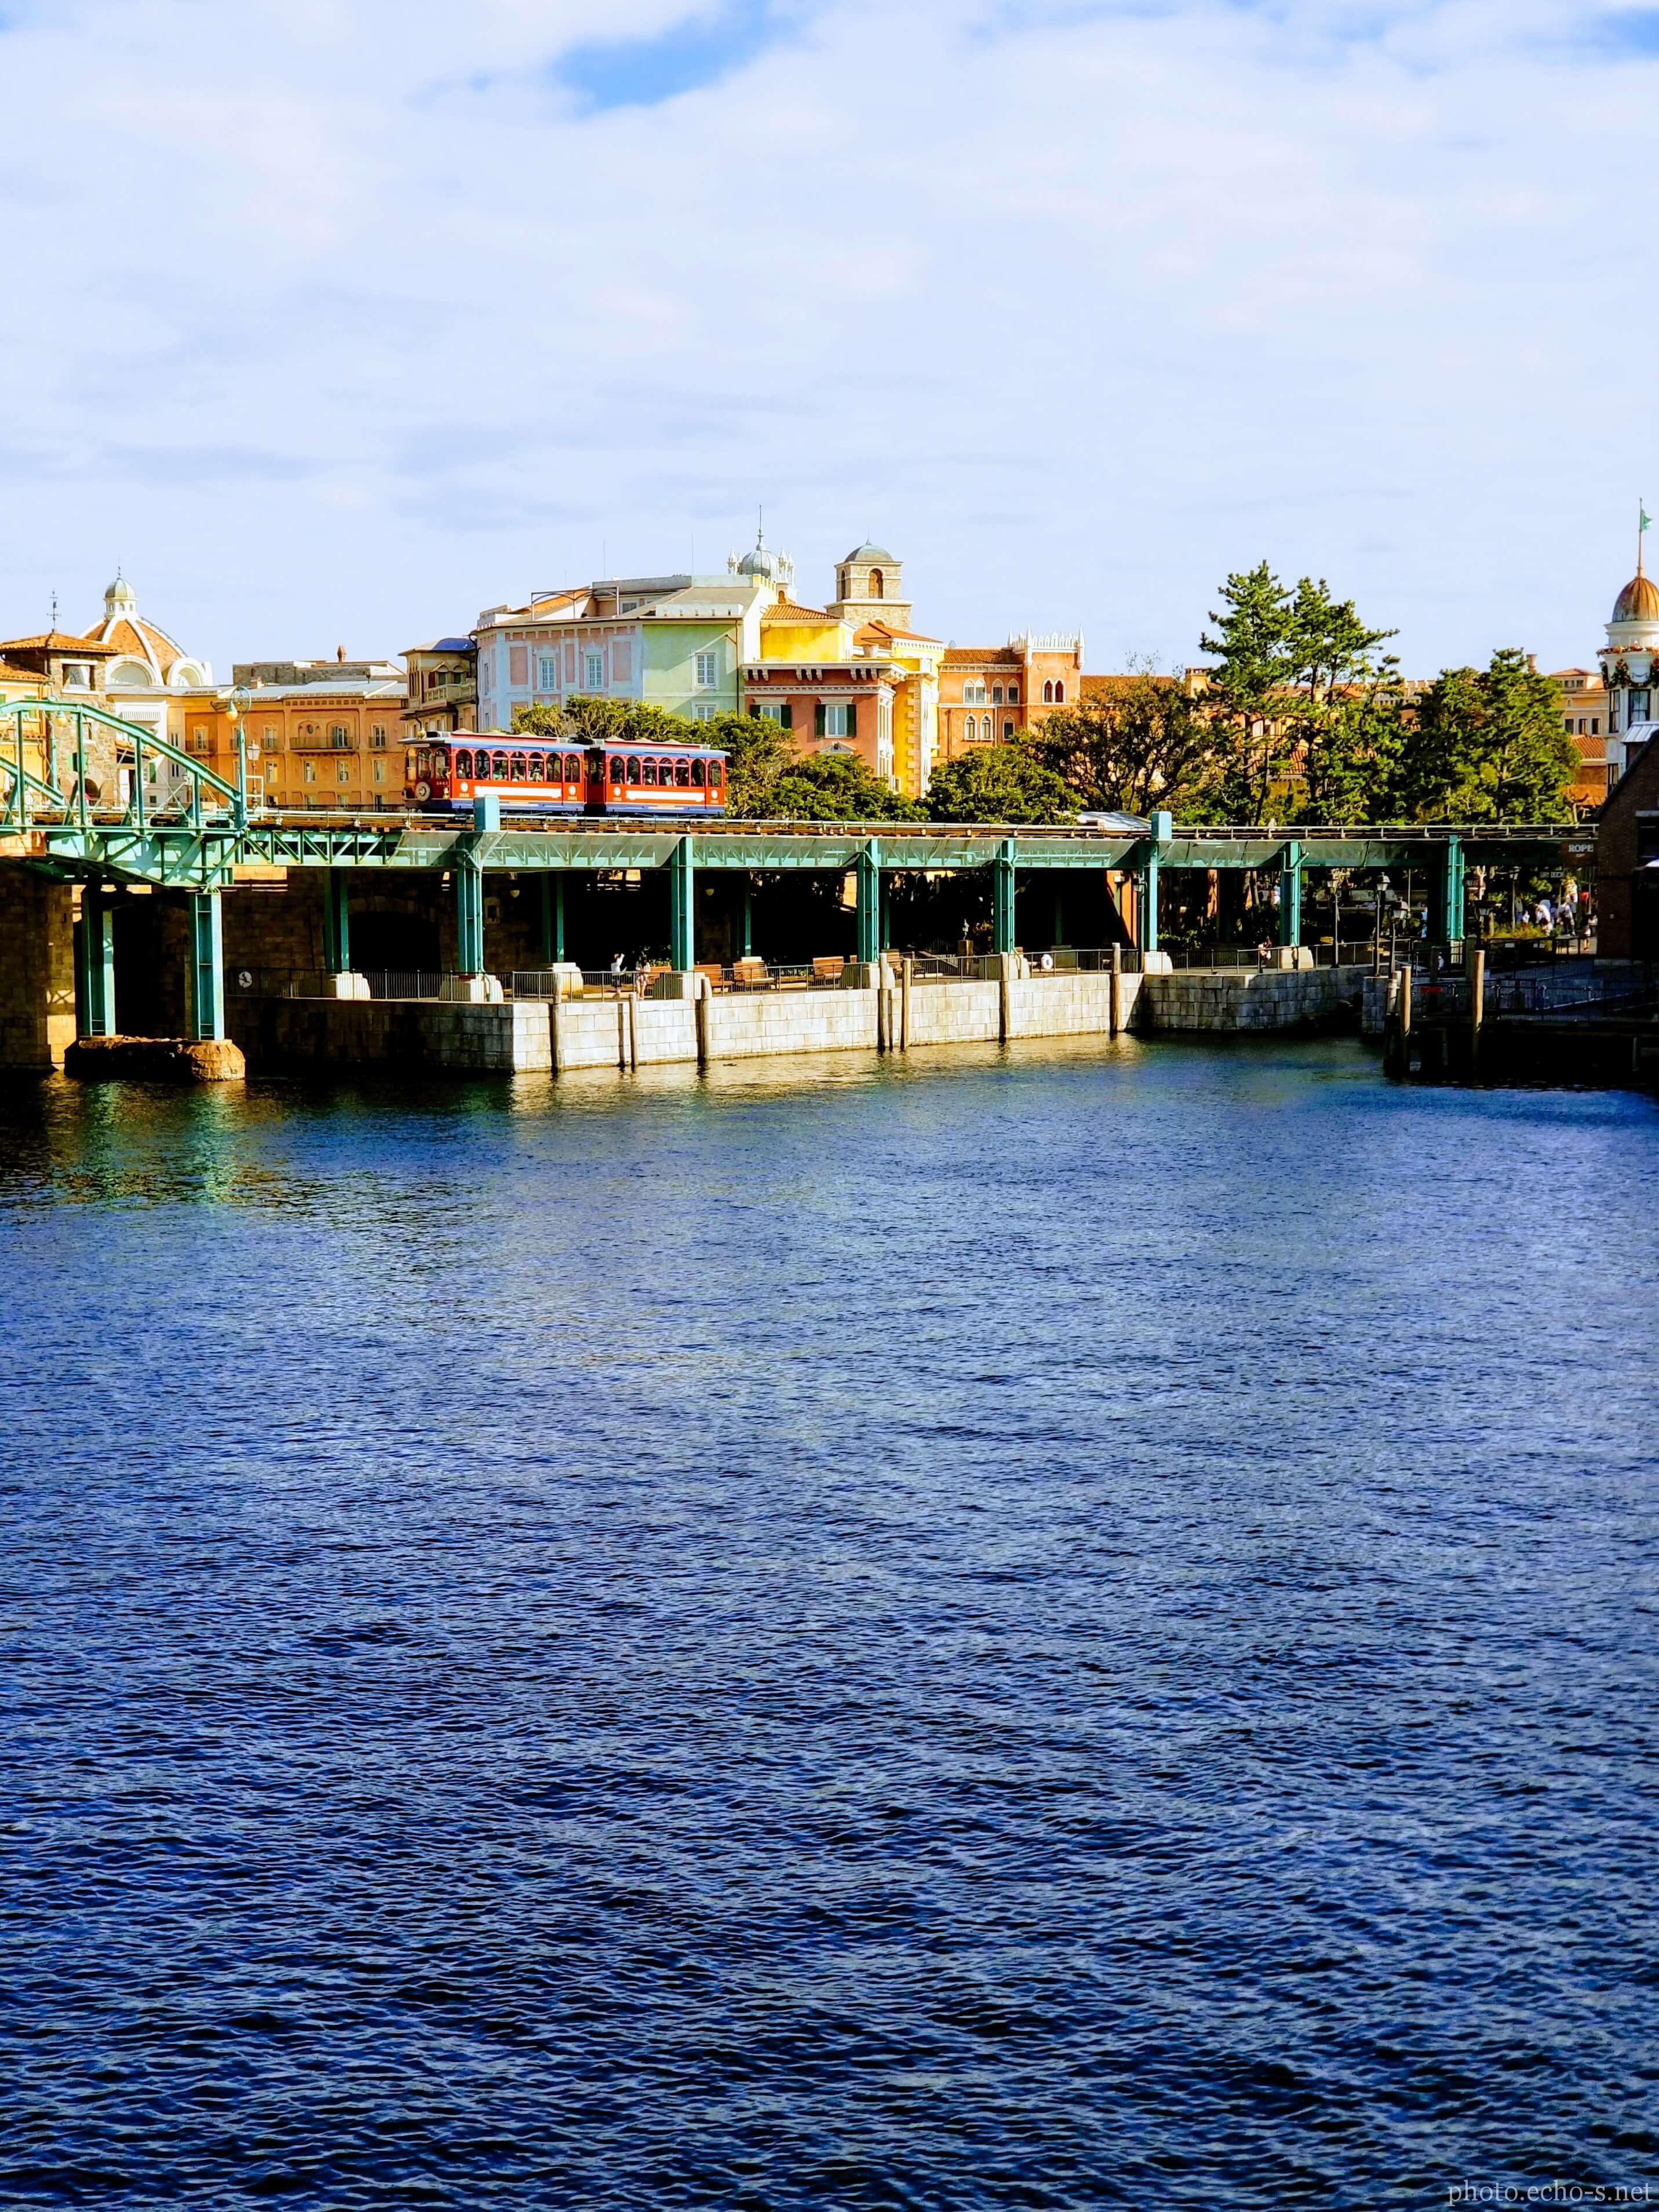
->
[406,735,727,816]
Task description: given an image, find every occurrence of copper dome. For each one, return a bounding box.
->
[1613,571,1659,622]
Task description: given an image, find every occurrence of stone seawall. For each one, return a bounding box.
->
[213,965,1392,1075]
[1139,965,1369,1034]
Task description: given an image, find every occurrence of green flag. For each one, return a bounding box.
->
[1643,504,1651,534]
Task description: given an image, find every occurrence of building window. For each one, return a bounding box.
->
[337,763,350,785]
[538,655,557,689]
[695,650,718,688]
[1563,716,1573,732]
[263,725,279,750]
[1003,719,1015,739]
[963,680,985,705]
[1042,681,1053,704]
[330,724,351,748]
[303,761,316,784]
[370,725,386,749]
[1053,680,1064,703]
[1008,684,1018,703]
[868,568,884,599]
[687,703,717,722]
[991,684,1003,703]
[821,703,854,739]
[1594,718,1601,734]
[373,761,385,783]
[584,651,604,691]
[1632,689,1651,724]
[753,702,792,728]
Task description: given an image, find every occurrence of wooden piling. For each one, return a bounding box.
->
[900,955,911,1051]
[1109,943,1122,1037]
[695,976,711,1068]
[550,987,565,1075]
[1468,945,1485,1075]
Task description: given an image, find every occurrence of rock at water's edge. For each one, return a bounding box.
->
[64,1036,247,1083]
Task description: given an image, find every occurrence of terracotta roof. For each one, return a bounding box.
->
[855,620,940,647]
[0,632,118,655]
[91,612,193,678]
[942,645,1022,667]
[0,663,46,686]
[1082,672,1177,696]
[761,600,834,623]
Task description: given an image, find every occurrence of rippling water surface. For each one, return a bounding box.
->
[2,1038,1656,2209]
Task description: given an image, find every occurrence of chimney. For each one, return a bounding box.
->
[337,644,346,663]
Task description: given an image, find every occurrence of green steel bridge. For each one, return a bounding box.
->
[0,698,1594,1045]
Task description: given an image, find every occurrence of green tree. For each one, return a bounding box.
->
[1392,649,1578,822]
[1283,578,1399,822]
[1199,561,1298,822]
[924,742,1076,824]
[1025,660,1219,819]
[768,750,923,821]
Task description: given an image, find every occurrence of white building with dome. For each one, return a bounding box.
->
[1598,553,1659,783]
[74,572,220,808]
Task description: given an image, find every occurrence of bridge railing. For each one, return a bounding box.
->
[0,697,246,833]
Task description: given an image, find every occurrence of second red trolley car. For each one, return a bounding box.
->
[406,736,727,816]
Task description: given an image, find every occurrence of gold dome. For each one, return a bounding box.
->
[1613,570,1659,622]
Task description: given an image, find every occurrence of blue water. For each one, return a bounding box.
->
[2,1038,1656,2210]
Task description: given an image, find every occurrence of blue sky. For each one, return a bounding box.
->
[0,0,1650,677]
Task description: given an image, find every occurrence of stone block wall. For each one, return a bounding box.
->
[0,872,75,1071]
[1137,965,1368,1033]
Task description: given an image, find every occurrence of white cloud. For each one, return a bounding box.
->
[0,0,1645,673]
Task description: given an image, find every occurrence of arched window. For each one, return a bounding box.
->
[1053,680,1064,703]
[708,759,723,787]
[675,758,691,787]
[511,751,528,782]
[868,568,884,597]
[527,752,545,780]
[641,758,658,785]
[608,755,625,784]
[455,749,474,778]
[626,755,641,784]
[1008,684,1019,703]
[991,684,1003,704]
[691,759,705,786]
[491,750,509,779]
[964,715,978,742]
[565,754,581,782]
[1042,680,1053,704]
[1003,720,1015,739]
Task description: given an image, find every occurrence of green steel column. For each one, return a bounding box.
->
[1279,839,1303,948]
[188,891,225,1043]
[1432,834,1465,947]
[991,838,1016,956]
[77,888,116,1036]
[455,855,485,976]
[856,840,881,965]
[739,879,753,959]
[540,874,565,963]
[1139,812,1171,954]
[323,868,351,974]
[669,835,695,972]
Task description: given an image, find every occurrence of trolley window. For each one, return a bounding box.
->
[455,748,473,779]
[674,759,690,787]
[708,759,723,787]
[626,755,641,785]
[691,759,705,786]
[566,753,582,782]
[641,759,657,785]
[491,750,509,780]
[608,755,624,783]
[511,751,528,782]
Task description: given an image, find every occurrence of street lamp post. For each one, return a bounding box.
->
[229,681,253,828]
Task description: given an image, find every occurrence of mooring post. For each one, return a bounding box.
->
[695,972,712,1068]
[550,987,566,1075]
[1399,963,1413,1075]
[1469,943,1485,1074]
[900,954,912,1051]
[187,891,225,1043]
[1110,941,1122,1036]
[78,885,116,1037]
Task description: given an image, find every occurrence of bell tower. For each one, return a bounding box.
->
[829,541,911,631]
